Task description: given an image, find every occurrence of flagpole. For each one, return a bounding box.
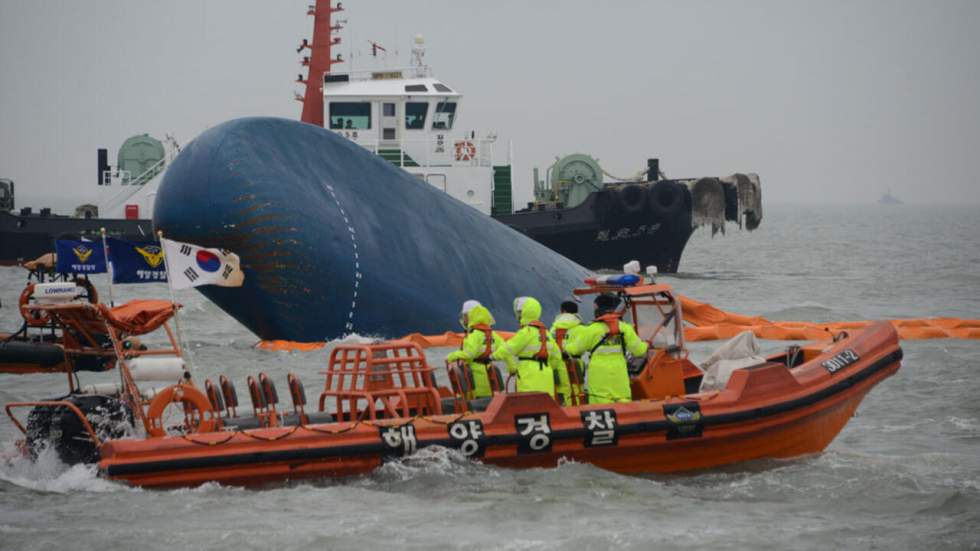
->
[100,228,115,307]
[158,230,191,371]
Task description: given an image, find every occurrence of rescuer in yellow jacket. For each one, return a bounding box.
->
[492,296,571,403]
[446,301,505,399]
[565,293,648,404]
[551,300,585,404]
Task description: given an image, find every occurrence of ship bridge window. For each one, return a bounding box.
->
[433,83,452,93]
[405,84,428,92]
[329,102,372,129]
[405,102,428,130]
[433,101,457,130]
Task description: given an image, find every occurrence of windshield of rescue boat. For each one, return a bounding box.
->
[627,298,681,349]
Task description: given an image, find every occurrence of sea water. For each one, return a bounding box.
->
[1,204,978,550]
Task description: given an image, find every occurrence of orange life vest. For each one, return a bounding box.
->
[471,323,494,363]
[555,327,568,350]
[518,321,550,368]
[591,314,627,356]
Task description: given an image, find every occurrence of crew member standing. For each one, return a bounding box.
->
[493,296,570,403]
[447,301,504,399]
[565,293,648,404]
[551,300,585,404]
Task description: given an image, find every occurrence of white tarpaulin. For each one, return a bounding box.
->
[699,330,766,392]
[161,238,244,290]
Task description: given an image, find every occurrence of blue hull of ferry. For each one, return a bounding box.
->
[152,117,590,341]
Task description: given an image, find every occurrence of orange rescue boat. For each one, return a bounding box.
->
[6,281,902,488]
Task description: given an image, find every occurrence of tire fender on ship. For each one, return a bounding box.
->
[647,180,686,219]
[616,184,648,214]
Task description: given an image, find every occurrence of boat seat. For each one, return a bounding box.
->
[449,363,506,396]
[218,374,239,417]
[204,378,225,417]
[489,365,505,392]
[287,372,307,413]
[259,372,279,409]
[246,375,267,414]
[448,365,471,397]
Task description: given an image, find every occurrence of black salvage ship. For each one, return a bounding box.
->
[494,155,762,272]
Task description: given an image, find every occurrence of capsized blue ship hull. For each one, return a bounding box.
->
[153,117,590,341]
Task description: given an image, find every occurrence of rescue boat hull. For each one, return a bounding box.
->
[99,322,901,488]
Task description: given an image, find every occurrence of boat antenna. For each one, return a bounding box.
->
[411,34,426,75]
[100,228,116,307]
[367,40,387,57]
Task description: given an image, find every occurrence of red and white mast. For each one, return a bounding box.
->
[298,1,345,127]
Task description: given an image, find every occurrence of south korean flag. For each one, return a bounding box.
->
[161,238,245,290]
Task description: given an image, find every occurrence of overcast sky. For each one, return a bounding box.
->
[1,0,978,210]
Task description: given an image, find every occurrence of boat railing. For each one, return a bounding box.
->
[99,138,179,217]
[319,342,442,421]
[5,400,103,447]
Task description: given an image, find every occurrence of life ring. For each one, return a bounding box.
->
[19,279,99,327]
[454,140,476,162]
[616,184,647,214]
[145,383,217,437]
[647,180,686,219]
[75,278,99,305]
[19,283,52,327]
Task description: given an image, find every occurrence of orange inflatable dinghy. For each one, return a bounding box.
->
[7,282,902,488]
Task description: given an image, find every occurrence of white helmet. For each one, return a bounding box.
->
[459,299,481,328]
[512,296,529,322]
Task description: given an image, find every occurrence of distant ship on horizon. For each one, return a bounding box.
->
[878,189,903,205]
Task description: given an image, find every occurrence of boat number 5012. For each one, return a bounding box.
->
[822,349,859,374]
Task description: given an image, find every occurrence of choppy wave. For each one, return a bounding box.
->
[1,206,979,548]
[0,445,126,494]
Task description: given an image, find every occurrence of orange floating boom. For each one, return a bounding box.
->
[257,295,979,352]
[676,295,980,342]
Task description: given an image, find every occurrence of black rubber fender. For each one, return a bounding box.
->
[647,180,686,219]
[617,184,647,214]
[592,188,619,226]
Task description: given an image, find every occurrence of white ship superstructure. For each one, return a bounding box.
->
[321,37,509,215]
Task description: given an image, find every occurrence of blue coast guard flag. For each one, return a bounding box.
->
[106,238,168,284]
[55,240,107,274]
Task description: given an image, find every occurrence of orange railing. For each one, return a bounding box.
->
[319,342,442,421]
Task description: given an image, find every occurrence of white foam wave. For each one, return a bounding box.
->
[0,445,129,494]
[372,445,485,482]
